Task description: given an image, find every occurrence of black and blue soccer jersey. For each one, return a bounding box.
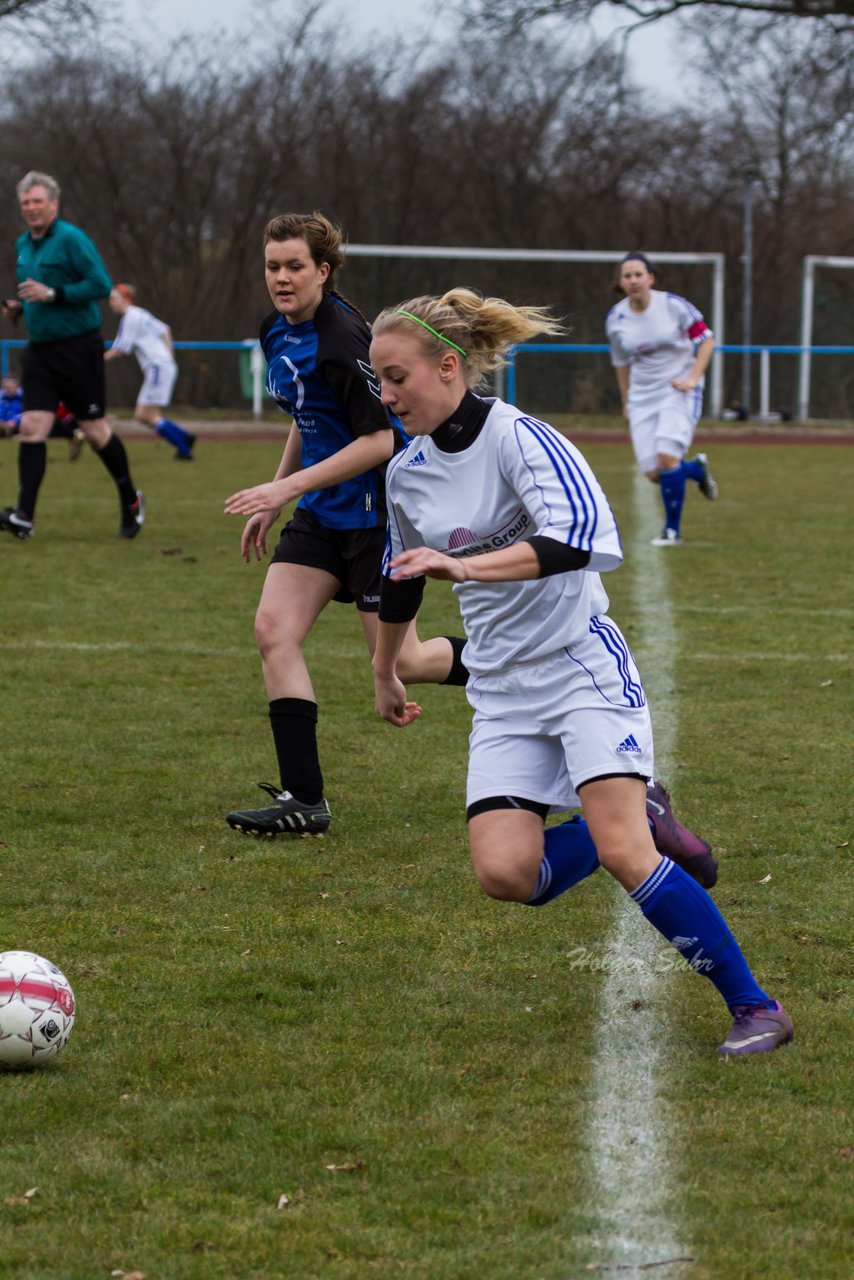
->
[260,292,399,530]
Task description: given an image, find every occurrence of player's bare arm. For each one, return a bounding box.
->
[373,619,423,728]
[224,427,395,518]
[390,539,542,585]
[672,335,715,392]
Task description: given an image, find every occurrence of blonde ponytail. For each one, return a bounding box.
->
[373,288,564,387]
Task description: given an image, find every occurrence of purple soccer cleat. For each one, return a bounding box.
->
[717,1000,794,1056]
[646,780,718,889]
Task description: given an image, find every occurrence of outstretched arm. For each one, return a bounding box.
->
[373,618,423,728]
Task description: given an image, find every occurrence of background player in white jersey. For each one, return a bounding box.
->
[369,288,792,1056]
[106,284,196,460]
[606,253,717,546]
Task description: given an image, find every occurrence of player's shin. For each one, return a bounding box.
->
[630,858,774,1009]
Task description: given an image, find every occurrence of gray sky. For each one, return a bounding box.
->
[115,0,683,97]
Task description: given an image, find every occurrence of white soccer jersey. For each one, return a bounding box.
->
[111,304,175,373]
[384,399,623,675]
[606,290,712,409]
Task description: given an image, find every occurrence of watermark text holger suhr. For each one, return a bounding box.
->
[566,945,714,975]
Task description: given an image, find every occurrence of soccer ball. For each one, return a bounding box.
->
[0,951,76,1070]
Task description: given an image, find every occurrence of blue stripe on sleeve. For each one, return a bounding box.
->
[515,418,599,550]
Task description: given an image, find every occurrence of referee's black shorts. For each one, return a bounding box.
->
[270,506,384,612]
[21,329,107,420]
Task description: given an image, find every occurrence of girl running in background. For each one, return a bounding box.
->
[606,253,717,546]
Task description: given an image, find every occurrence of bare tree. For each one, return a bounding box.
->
[0,0,99,25]
[462,0,854,31]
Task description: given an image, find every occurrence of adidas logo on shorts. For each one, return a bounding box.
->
[616,734,642,753]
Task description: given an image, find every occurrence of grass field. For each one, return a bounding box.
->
[0,430,851,1280]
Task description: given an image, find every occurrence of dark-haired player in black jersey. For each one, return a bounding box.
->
[223,212,467,839]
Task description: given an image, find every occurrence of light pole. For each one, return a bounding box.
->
[741,169,758,417]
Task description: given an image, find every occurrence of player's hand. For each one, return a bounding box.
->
[671,377,697,392]
[225,479,292,518]
[374,673,422,728]
[390,547,468,584]
[17,279,51,303]
[2,298,23,319]
[240,510,280,562]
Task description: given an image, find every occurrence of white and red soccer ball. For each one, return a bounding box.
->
[0,951,76,1070]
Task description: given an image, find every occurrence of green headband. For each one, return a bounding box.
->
[397,310,467,359]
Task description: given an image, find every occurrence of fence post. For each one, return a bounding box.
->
[249,342,264,421]
[759,348,771,418]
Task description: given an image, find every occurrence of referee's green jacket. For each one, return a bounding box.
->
[15,218,112,344]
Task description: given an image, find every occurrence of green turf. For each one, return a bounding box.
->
[0,433,851,1279]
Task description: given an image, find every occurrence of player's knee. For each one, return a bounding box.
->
[472,856,536,903]
[254,608,285,659]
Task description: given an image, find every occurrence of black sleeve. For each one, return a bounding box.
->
[319,307,394,440]
[379,573,426,623]
[527,535,591,577]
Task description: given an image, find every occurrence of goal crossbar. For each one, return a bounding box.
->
[346,245,725,417]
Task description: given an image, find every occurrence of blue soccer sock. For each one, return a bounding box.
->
[526,816,600,905]
[680,457,705,483]
[155,418,193,454]
[630,857,774,1009]
[658,465,686,534]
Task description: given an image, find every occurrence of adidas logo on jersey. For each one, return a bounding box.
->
[616,734,642,753]
[404,450,428,468]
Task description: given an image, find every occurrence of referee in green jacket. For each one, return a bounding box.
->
[1,171,143,540]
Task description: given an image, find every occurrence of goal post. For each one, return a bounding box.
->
[346,245,725,418]
[798,256,854,421]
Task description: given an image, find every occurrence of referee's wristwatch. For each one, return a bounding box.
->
[44,287,56,303]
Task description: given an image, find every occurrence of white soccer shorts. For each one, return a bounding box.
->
[629,392,701,472]
[137,361,178,407]
[465,615,654,815]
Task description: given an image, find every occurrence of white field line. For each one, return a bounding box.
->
[0,640,845,663]
[586,474,685,1274]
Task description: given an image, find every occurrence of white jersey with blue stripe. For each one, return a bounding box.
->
[384,398,623,675]
[111,304,175,373]
[606,289,712,409]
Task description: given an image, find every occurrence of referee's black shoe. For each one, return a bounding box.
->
[0,507,34,539]
[119,490,145,538]
[226,784,331,838]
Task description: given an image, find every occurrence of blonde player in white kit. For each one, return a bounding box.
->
[369,289,793,1056]
[606,253,717,546]
[106,284,196,460]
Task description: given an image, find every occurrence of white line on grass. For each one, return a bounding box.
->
[586,474,685,1275]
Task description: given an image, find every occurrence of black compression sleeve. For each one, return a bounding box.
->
[527,535,591,577]
[379,573,425,623]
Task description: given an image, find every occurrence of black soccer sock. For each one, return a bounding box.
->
[17,441,47,520]
[95,432,137,507]
[441,635,470,686]
[268,697,324,804]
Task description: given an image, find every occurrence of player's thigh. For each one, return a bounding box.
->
[18,410,54,441]
[255,561,340,648]
[655,400,698,460]
[138,363,177,406]
[627,405,659,472]
[468,807,545,901]
[578,774,658,891]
